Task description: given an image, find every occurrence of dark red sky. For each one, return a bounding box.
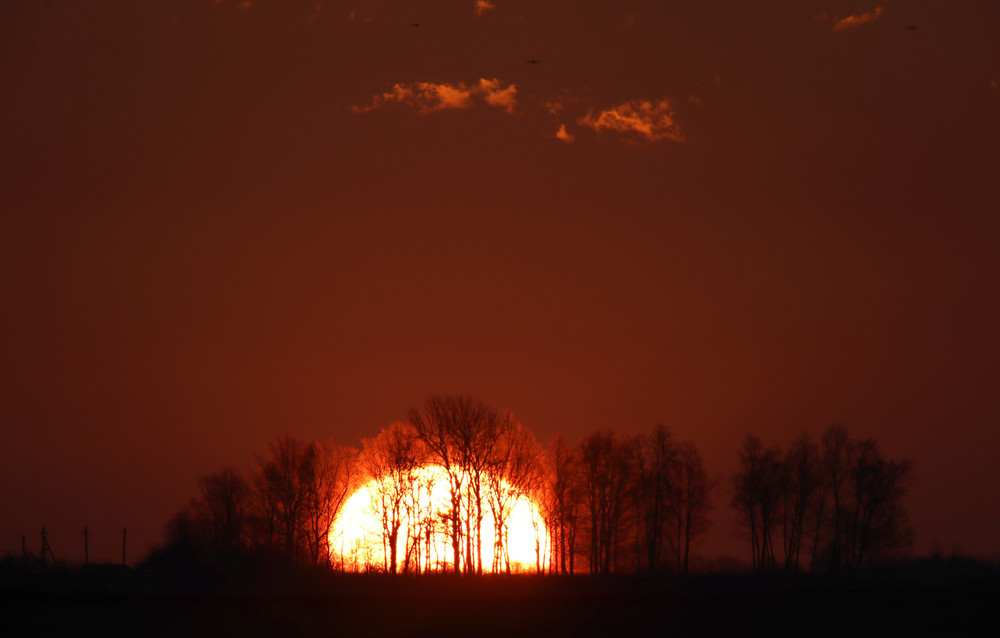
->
[2,0,999,564]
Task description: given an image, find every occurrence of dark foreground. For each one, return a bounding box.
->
[3,560,998,637]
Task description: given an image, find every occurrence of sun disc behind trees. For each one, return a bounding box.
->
[329,464,548,573]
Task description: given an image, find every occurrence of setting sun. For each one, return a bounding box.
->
[329,465,548,574]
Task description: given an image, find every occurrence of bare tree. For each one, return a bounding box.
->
[779,433,820,572]
[249,435,318,562]
[580,430,634,574]
[402,460,439,573]
[163,468,250,553]
[545,434,583,574]
[486,418,543,573]
[360,423,425,573]
[672,441,714,574]
[303,440,358,566]
[408,394,510,574]
[731,434,783,573]
[632,425,677,573]
[197,468,251,553]
[820,424,854,574]
[846,438,913,570]
[735,426,913,576]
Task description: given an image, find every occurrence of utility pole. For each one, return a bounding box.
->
[22,534,26,567]
[122,527,127,566]
[84,526,89,566]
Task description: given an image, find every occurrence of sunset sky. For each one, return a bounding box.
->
[2,1,999,564]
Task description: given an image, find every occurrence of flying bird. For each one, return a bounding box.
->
[906,25,917,30]
[526,59,541,64]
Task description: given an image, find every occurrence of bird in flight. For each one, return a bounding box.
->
[906,25,917,30]
[526,59,541,64]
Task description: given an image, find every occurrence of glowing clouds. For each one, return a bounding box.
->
[479,78,518,113]
[329,465,548,573]
[353,78,517,115]
[475,0,495,16]
[353,79,688,145]
[578,98,685,143]
[352,82,472,114]
[555,124,574,143]
[831,7,884,32]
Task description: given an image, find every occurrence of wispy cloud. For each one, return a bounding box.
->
[475,0,495,16]
[578,98,684,143]
[831,6,884,32]
[353,78,517,114]
[355,81,693,146]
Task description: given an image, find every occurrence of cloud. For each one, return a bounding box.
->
[832,7,884,32]
[353,78,517,115]
[578,98,684,143]
[475,0,495,16]
[543,99,563,116]
[478,78,518,113]
[555,124,574,143]
[355,82,693,146]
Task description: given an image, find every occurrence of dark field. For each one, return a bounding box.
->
[3,560,998,637]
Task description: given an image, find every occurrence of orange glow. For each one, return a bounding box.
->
[329,465,548,573]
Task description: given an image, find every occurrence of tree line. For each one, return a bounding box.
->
[164,395,910,575]
[165,437,358,566]
[730,425,913,575]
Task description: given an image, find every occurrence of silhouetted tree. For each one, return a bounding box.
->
[580,430,634,574]
[731,434,783,573]
[632,425,677,573]
[672,441,715,574]
[733,426,913,575]
[249,436,320,562]
[402,456,440,573]
[304,440,358,566]
[544,434,583,574]
[845,438,913,570]
[408,394,512,574]
[779,433,821,572]
[198,468,251,553]
[360,423,426,573]
[163,468,250,554]
[486,418,543,573]
[821,424,854,574]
